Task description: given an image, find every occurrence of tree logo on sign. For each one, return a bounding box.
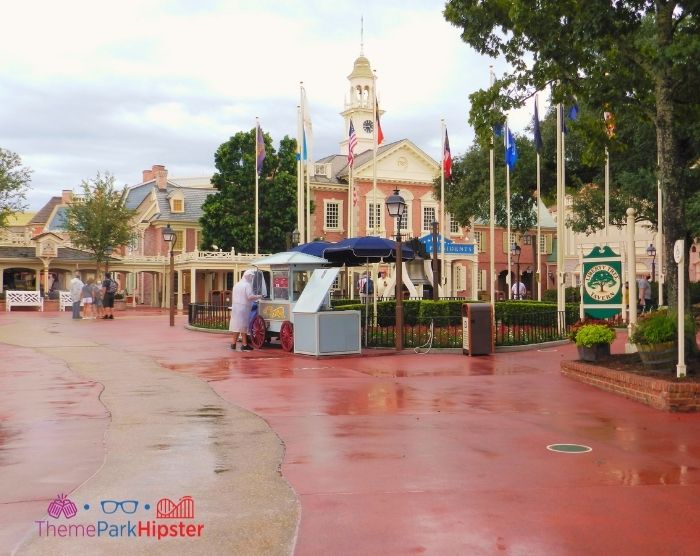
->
[584,264,621,302]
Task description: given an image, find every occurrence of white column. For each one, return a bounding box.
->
[190,268,197,305]
[626,208,638,353]
[177,269,184,311]
[471,260,479,301]
[43,265,50,295]
[0,267,4,292]
[35,269,40,292]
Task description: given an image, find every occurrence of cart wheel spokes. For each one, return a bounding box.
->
[280,321,294,352]
[250,315,267,349]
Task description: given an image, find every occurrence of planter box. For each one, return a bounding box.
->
[114,300,126,311]
[637,341,676,372]
[562,360,700,412]
[577,343,610,362]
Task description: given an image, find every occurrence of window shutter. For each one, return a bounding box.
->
[545,235,553,254]
[502,232,509,253]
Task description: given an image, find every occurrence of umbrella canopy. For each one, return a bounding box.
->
[322,236,414,266]
[249,251,328,267]
[290,240,334,258]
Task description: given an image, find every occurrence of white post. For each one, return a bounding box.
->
[626,208,638,353]
[440,119,446,297]
[658,176,664,305]
[536,152,542,301]
[255,117,260,255]
[506,163,512,299]
[675,239,686,378]
[297,103,304,242]
[190,268,197,305]
[489,66,496,306]
[556,104,565,330]
[372,71,378,236]
[348,166,354,238]
[604,147,610,238]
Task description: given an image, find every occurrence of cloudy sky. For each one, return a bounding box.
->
[0,0,537,209]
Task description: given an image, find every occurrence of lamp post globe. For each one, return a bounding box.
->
[385,188,406,351]
[292,228,301,247]
[646,243,657,281]
[511,243,522,299]
[162,224,176,327]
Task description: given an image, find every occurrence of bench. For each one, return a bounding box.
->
[59,291,73,311]
[5,290,44,311]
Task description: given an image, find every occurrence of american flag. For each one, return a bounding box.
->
[348,119,357,168]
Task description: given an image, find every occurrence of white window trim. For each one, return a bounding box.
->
[422,204,438,235]
[448,213,460,235]
[398,200,412,234]
[365,198,386,234]
[472,231,484,253]
[323,199,344,232]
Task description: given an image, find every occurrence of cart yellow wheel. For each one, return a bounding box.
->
[280,320,294,352]
[250,315,267,349]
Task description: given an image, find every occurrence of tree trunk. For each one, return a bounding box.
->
[655,3,685,312]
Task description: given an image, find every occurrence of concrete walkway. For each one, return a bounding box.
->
[2,312,700,555]
[0,314,298,556]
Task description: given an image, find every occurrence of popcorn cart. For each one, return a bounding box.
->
[249,252,330,352]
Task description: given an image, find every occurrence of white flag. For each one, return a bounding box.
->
[300,85,313,165]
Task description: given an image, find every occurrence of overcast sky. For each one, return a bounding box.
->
[0,0,538,210]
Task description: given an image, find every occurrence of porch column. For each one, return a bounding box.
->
[161,271,168,308]
[177,269,184,311]
[190,267,197,305]
[204,271,212,302]
[444,259,453,297]
[471,260,479,301]
[34,269,40,292]
[0,267,4,292]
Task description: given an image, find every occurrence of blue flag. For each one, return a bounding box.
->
[505,128,518,170]
[533,98,543,153]
[568,103,579,121]
[493,123,504,137]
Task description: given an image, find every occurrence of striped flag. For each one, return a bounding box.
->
[256,123,266,175]
[348,119,357,167]
[375,99,384,145]
[533,97,543,153]
[443,128,452,179]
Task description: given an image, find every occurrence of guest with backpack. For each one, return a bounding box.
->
[101,272,118,320]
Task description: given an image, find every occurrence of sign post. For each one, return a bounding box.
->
[674,239,686,378]
[581,246,623,320]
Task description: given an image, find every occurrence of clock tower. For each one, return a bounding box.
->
[339,54,383,155]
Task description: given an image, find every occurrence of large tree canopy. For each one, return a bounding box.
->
[0,148,31,228]
[200,130,297,253]
[63,173,138,271]
[444,0,700,307]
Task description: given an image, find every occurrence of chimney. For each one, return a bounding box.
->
[61,190,73,203]
[153,164,168,190]
[142,169,155,182]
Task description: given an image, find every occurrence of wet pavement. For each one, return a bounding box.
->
[2,313,700,555]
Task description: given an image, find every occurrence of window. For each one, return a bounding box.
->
[398,211,408,232]
[472,231,484,253]
[368,203,382,231]
[325,202,340,229]
[172,198,184,213]
[314,163,329,177]
[449,215,460,234]
[423,206,436,232]
[503,232,518,253]
[174,230,184,251]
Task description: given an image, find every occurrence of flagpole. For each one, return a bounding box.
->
[657,153,663,305]
[605,147,610,238]
[506,134,512,300]
[297,104,303,241]
[489,66,496,306]
[556,104,565,329]
[255,117,260,256]
[440,118,446,296]
[299,84,306,242]
[372,71,378,235]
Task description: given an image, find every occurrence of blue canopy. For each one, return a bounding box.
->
[290,240,334,258]
[322,236,414,266]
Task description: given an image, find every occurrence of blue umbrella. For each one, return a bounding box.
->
[322,236,414,266]
[290,240,334,258]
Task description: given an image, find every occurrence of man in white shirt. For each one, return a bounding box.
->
[69,272,84,319]
[511,280,526,300]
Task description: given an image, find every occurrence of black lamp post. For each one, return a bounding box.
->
[431,219,439,301]
[162,224,176,327]
[292,228,301,247]
[386,188,407,351]
[646,243,657,281]
[511,242,522,299]
[104,245,113,275]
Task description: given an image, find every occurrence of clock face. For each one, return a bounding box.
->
[363,119,374,133]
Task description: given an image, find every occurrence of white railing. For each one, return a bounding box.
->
[6,290,44,311]
[174,251,269,264]
[0,232,33,246]
[113,255,168,264]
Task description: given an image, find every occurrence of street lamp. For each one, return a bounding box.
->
[511,242,522,299]
[291,228,301,247]
[646,243,657,281]
[162,224,176,327]
[386,188,407,351]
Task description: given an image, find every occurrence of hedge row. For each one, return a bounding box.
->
[335,299,578,326]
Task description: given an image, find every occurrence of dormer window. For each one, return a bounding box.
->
[314,163,330,178]
[170,193,184,213]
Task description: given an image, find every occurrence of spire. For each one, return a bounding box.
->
[360,15,364,56]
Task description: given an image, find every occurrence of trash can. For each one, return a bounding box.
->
[462,303,494,355]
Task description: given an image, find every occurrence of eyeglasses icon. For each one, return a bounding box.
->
[100,500,139,514]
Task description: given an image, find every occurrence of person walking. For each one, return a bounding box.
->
[229,270,262,351]
[638,275,651,313]
[92,279,104,319]
[101,272,117,320]
[511,280,526,300]
[69,272,84,319]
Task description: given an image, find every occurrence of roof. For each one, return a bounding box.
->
[47,206,68,231]
[151,186,214,222]
[0,246,96,261]
[124,183,153,210]
[29,197,61,224]
[250,252,328,267]
[337,141,402,178]
[6,212,36,226]
[169,176,213,188]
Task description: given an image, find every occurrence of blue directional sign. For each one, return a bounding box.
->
[418,234,475,255]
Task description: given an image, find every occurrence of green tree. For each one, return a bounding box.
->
[444,0,700,308]
[63,173,137,272]
[588,270,615,292]
[0,148,32,228]
[200,130,298,253]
